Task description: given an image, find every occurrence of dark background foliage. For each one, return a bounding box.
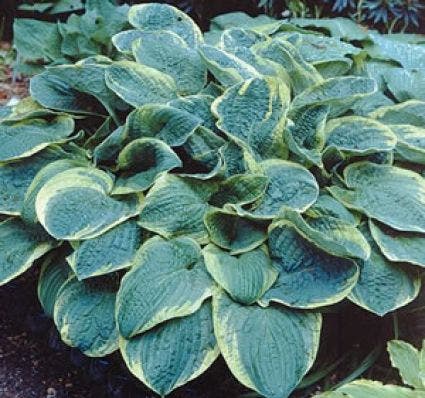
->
[2,0,423,42]
[3,0,261,40]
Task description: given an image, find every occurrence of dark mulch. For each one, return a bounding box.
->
[0,268,102,398]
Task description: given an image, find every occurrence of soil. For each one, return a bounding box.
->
[0,269,101,398]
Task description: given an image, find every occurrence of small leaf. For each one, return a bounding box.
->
[336,379,420,397]
[387,340,424,390]
[278,209,370,260]
[256,39,323,95]
[199,45,260,87]
[286,104,329,167]
[391,124,425,165]
[112,29,144,54]
[369,100,425,127]
[290,77,376,117]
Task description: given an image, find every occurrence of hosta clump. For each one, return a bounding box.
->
[2,3,425,397]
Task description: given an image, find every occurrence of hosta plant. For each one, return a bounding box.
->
[2,3,425,398]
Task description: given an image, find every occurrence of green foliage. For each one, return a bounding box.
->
[13,0,129,74]
[2,3,425,397]
[315,339,425,396]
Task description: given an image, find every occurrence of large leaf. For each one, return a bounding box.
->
[276,210,370,260]
[248,159,319,219]
[169,95,216,131]
[54,277,119,357]
[120,302,218,397]
[255,39,323,95]
[199,45,260,87]
[0,146,77,216]
[213,290,321,398]
[0,116,74,162]
[67,220,142,280]
[36,167,142,240]
[209,174,268,207]
[212,77,290,159]
[125,104,201,147]
[116,236,212,338]
[204,209,267,254]
[138,174,216,242]
[390,124,425,165]
[324,116,397,155]
[22,158,88,224]
[369,100,425,127]
[306,193,358,225]
[369,220,425,268]
[44,60,125,118]
[384,68,425,102]
[0,218,57,285]
[132,31,207,96]
[261,223,359,308]
[290,77,377,117]
[113,138,182,195]
[30,72,103,115]
[328,162,425,233]
[348,224,420,316]
[128,3,202,47]
[366,31,425,68]
[203,244,278,305]
[105,61,177,108]
[13,19,62,62]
